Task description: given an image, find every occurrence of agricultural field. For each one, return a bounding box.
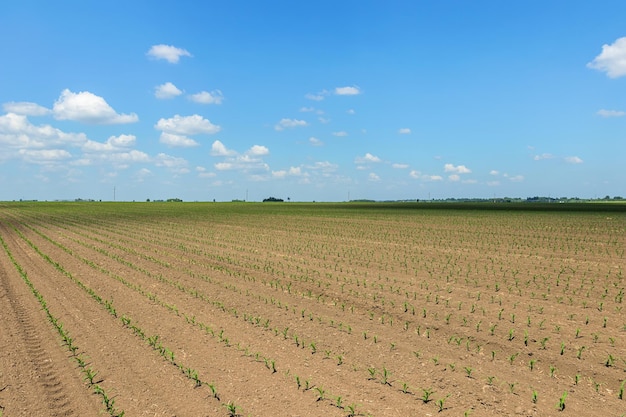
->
[0,201,624,417]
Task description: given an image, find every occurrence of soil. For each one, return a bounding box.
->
[0,203,624,417]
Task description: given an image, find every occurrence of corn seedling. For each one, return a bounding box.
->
[549,365,557,378]
[346,404,359,417]
[223,402,239,417]
[380,367,392,386]
[421,387,435,403]
[401,382,410,394]
[556,391,567,411]
[315,386,326,401]
[436,394,450,412]
[335,396,343,408]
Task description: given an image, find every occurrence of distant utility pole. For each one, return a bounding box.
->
[246,189,248,202]
[113,186,116,202]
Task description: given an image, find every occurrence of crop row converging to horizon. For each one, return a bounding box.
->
[0,202,623,416]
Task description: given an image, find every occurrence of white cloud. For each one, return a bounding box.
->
[448,174,461,182]
[300,107,316,112]
[587,37,626,78]
[347,109,356,115]
[155,114,220,135]
[210,140,237,156]
[272,166,302,179]
[3,101,51,116]
[444,163,471,174]
[215,162,233,171]
[409,170,421,179]
[155,82,182,99]
[509,175,524,182]
[147,44,192,64]
[318,117,331,124]
[18,149,72,164]
[487,181,500,186]
[305,93,325,101]
[0,113,87,151]
[332,131,348,137]
[53,89,138,124]
[398,128,411,134]
[275,118,308,131]
[305,90,329,101]
[189,90,224,105]
[489,170,499,175]
[155,153,189,174]
[196,166,216,179]
[392,163,409,169]
[597,109,625,117]
[83,134,136,152]
[210,140,270,175]
[159,132,199,147]
[368,172,380,181]
[308,161,338,172]
[533,153,554,161]
[309,137,323,146]
[427,175,443,181]
[248,145,269,156]
[565,156,583,164]
[335,86,361,95]
[355,153,381,164]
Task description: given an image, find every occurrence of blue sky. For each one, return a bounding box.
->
[1,1,625,202]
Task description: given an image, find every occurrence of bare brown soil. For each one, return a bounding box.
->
[0,203,624,417]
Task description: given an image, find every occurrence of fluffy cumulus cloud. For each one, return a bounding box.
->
[444,163,471,174]
[53,89,138,124]
[83,134,136,152]
[3,101,51,116]
[189,90,224,104]
[155,82,182,99]
[332,131,348,137]
[159,133,199,147]
[18,149,72,164]
[210,140,237,156]
[587,37,626,78]
[309,137,323,146]
[147,44,192,63]
[368,172,380,181]
[210,140,271,174]
[597,109,625,117]
[533,153,554,161]
[392,163,409,169]
[156,114,220,135]
[274,118,308,131]
[0,112,87,151]
[565,156,583,164]
[335,86,361,95]
[155,153,190,175]
[155,114,220,147]
[398,128,411,134]
[248,145,269,156]
[272,166,303,179]
[355,153,381,164]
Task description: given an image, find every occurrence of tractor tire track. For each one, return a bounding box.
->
[0,228,100,417]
